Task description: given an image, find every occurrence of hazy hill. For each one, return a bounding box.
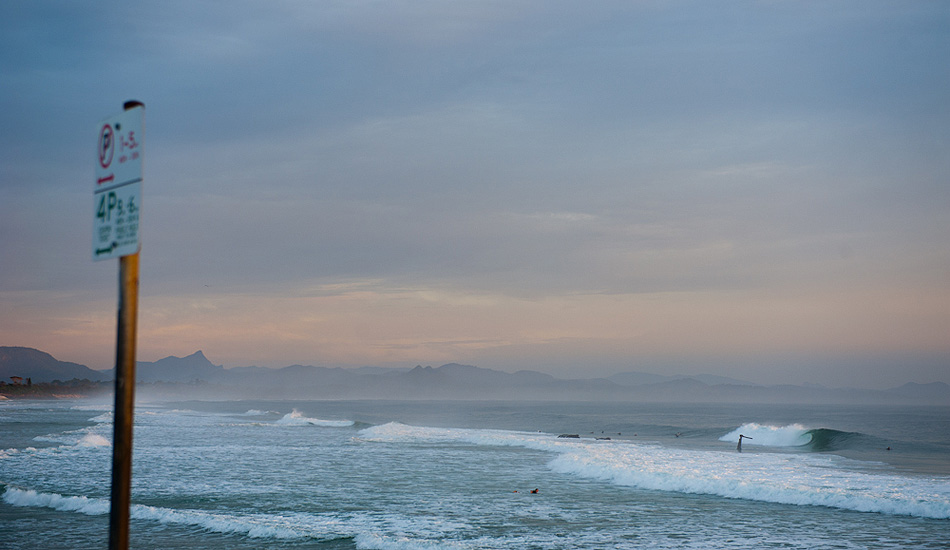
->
[96,350,225,383]
[887,381,950,402]
[608,371,754,387]
[3,346,949,405]
[219,364,365,390]
[138,351,224,382]
[0,347,110,383]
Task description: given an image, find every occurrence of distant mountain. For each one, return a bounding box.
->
[222,364,364,388]
[97,350,225,383]
[0,347,110,383]
[608,371,754,387]
[350,365,412,376]
[207,362,609,400]
[686,374,756,386]
[389,363,567,399]
[606,371,671,386]
[883,381,950,403]
[136,351,224,383]
[406,363,557,387]
[3,346,949,405]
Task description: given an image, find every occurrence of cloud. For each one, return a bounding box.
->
[1,1,948,385]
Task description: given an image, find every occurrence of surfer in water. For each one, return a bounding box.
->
[737,434,752,453]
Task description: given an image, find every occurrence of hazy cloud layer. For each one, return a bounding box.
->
[2,1,948,387]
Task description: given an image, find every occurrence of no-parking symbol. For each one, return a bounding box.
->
[98,123,115,170]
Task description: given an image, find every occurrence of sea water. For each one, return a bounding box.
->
[1,399,948,549]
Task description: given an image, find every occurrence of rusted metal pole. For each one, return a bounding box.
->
[109,100,143,550]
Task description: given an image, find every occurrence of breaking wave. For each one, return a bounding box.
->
[32,426,112,449]
[360,423,950,519]
[1,486,301,539]
[719,423,865,451]
[275,409,355,428]
[240,409,277,416]
[2,486,111,516]
[1,485,468,547]
[719,423,813,447]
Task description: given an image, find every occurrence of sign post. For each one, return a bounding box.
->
[94,103,143,260]
[95,100,144,550]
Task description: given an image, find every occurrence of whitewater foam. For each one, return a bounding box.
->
[359,423,950,519]
[1,486,470,545]
[354,533,469,550]
[2,486,304,539]
[240,409,276,416]
[359,422,570,453]
[77,433,111,447]
[275,409,355,427]
[2,487,110,515]
[89,411,113,423]
[69,404,112,412]
[30,422,113,449]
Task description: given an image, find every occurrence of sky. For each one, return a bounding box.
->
[2,1,949,389]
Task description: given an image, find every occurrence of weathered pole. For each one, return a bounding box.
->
[108,99,144,550]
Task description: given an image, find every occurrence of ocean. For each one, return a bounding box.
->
[1,399,948,549]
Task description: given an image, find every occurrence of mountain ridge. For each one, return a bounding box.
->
[2,346,947,405]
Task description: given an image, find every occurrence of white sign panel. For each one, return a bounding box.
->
[94,106,144,260]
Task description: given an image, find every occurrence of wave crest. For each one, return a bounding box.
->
[275,409,354,427]
[2,486,110,515]
[720,423,813,447]
[720,423,866,452]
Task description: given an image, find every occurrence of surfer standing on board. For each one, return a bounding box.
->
[737,434,752,453]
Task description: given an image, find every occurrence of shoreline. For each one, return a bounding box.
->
[0,382,110,400]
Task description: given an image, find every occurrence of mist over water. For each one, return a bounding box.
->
[2,399,948,549]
